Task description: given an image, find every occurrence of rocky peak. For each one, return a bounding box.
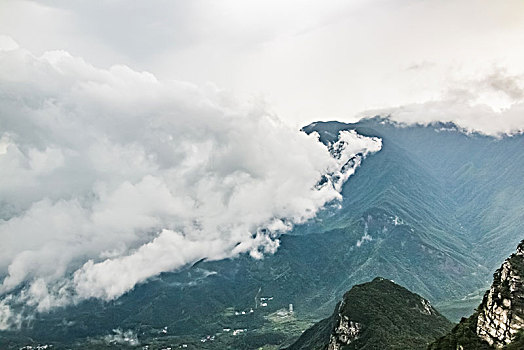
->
[476,240,524,347]
[327,301,362,350]
[515,241,524,256]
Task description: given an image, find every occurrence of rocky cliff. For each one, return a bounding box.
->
[430,240,524,350]
[327,310,362,350]
[476,241,524,347]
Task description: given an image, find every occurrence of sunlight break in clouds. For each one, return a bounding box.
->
[0,38,381,326]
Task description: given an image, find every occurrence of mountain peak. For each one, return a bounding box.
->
[288,278,452,350]
[516,239,524,256]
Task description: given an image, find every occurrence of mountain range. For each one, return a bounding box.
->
[288,239,524,350]
[1,117,523,349]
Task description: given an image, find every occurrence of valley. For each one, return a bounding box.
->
[2,117,524,349]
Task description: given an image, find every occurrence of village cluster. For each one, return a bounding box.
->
[197,295,295,344]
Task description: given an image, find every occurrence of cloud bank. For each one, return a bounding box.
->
[363,69,524,136]
[3,0,522,126]
[0,38,381,327]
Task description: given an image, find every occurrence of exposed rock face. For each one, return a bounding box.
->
[476,241,524,348]
[327,303,362,350]
[420,298,435,315]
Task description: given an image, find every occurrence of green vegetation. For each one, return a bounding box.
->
[289,278,453,350]
[428,313,491,350]
[505,330,524,350]
[428,315,524,350]
[434,289,484,323]
[3,118,524,349]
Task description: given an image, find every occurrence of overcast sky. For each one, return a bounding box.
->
[2,0,524,129]
[1,0,524,328]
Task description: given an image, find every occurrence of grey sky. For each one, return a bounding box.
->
[2,0,524,127]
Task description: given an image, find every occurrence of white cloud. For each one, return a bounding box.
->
[362,69,524,136]
[355,222,372,248]
[0,40,381,325]
[0,34,18,51]
[0,296,22,331]
[3,1,524,126]
[356,234,372,248]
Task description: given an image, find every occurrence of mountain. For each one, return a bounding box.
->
[2,117,524,349]
[303,118,524,271]
[429,240,524,350]
[301,118,524,318]
[288,277,453,350]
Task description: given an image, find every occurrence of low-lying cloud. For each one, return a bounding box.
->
[0,38,381,328]
[364,68,524,136]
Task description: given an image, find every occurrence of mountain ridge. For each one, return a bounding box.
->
[288,277,453,350]
[2,117,524,349]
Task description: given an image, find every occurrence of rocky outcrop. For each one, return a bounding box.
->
[429,240,524,350]
[476,241,524,347]
[327,303,362,350]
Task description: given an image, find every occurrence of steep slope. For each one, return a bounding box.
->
[321,142,485,302]
[429,240,524,349]
[3,118,524,349]
[302,118,524,318]
[288,277,453,350]
[304,118,524,271]
[299,120,489,304]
